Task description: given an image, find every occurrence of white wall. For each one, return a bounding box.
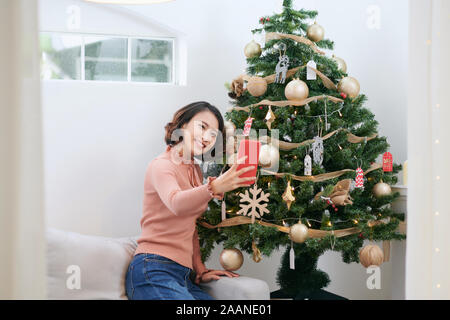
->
[0,0,46,299]
[40,0,408,299]
[406,0,450,299]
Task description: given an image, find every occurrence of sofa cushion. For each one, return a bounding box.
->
[199,276,271,300]
[46,228,138,300]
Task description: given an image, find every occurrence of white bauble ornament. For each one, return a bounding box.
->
[258,144,280,168]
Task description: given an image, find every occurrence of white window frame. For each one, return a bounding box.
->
[40,31,176,85]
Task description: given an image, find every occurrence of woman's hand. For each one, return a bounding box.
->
[195,269,240,285]
[210,155,257,194]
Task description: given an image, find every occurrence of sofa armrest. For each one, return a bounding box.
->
[199,276,270,300]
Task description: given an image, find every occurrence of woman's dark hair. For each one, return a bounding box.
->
[164,101,225,159]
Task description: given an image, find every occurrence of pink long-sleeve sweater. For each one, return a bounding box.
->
[134,145,223,270]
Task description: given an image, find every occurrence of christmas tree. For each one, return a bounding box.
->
[198,0,406,299]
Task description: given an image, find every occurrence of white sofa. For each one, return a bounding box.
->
[46,228,270,300]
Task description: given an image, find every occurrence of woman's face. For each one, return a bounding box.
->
[181,110,219,157]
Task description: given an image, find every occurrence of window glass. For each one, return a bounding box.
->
[131,39,173,83]
[84,36,128,81]
[40,33,82,80]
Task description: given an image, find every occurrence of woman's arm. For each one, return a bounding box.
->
[150,159,221,216]
[192,227,208,276]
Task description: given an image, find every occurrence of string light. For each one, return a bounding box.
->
[353,219,359,224]
[435,248,440,253]
[435,139,440,144]
[338,145,343,150]
[327,221,332,227]
[435,211,439,216]
[268,181,271,188]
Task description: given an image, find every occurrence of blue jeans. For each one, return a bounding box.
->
[125,253,215,300]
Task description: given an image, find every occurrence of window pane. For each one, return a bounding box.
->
[84,36,127,81]
[40,33,82,80]
[131,39,173,83]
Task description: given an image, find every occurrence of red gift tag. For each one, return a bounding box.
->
[243,117,254,136]
[355,167,364,188]
[383,152,393,172]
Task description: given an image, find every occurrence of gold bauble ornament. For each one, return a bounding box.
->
[244,40,262,58]
[282,180,296,210]
[306,21,325,42]
[289,222,309,243]
[247,76,267,97]
[258,144,279,168]
[284,78,309,101]
[338,77,360,98]
[332,55,347,73]
[220,248,244,271]
[359,244,384,268]
[373,181,392,198]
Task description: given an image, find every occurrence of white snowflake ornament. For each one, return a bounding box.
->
[236,184,270,223]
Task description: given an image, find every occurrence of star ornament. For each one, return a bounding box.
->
[236,184,270,224]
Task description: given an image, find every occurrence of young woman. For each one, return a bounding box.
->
[125,101,255,300]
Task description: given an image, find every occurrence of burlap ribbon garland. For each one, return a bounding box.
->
[228,94,343,113]
[198,215,406,262]
[261,162,382,182]
[265,32,326,55]
[230,63,338,98]
[198,215,405,239]
[236,128,377,151]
